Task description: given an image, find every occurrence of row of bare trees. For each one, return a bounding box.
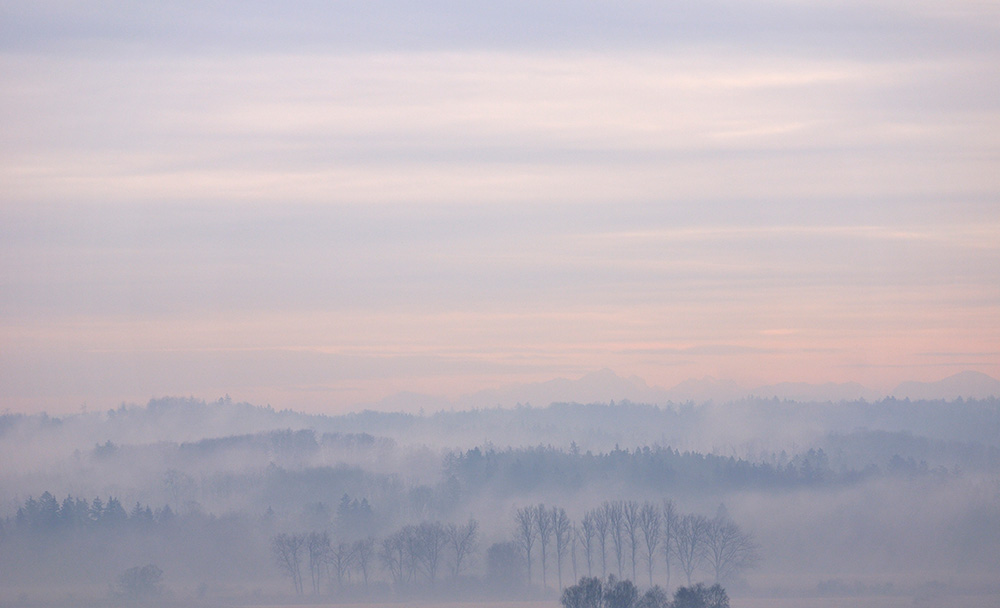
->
[271,532,375,595]
[378,520,478,586]
[271,519,478,595]
[513,500,759,591]
[513,504,574,589]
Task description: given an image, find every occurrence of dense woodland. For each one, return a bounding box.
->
[1,396,999,605]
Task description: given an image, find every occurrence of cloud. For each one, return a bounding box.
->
[619,344,778,356]
[4,48,996,211]
[3,1,997,59]
[1,1,998,412]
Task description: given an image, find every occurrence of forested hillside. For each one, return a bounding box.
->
[2,396,999,605]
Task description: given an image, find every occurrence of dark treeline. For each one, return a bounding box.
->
[177,428,391,458]
[4,395,998,462]
[89,430,975,510]
[446,444,875,494]
[8,491,165,536]
[0,496,273,594]
[10,422,966,545]
[7,429,963,534]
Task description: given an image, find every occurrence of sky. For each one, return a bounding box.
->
[2,1,999,414]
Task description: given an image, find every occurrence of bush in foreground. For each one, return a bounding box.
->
[561,576,729,608]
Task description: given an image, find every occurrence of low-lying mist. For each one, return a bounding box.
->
[1,395,998,606]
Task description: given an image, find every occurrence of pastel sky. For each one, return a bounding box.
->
[2,1,999,414]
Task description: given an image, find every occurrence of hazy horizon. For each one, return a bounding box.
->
[3,366,1000,417]
[4,5,1000,607]
[3,4,999,413]
[3,392,1000,607]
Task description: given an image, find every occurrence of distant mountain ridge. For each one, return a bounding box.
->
[751,381,880,403]
[665,376,745,403]
[456,368,672,409]
[368,369,1000,410]
[891,370,1000,401]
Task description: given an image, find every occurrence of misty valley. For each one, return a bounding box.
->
[5,0,999,607]
[1,395,999,608]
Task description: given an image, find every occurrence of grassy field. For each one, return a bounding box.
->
[7,582,1000,608]
[736,595,1000,608]
[6,594,1000,608]
[238,597,1000,608]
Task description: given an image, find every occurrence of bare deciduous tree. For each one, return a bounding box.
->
[272,533,306,595]
[570,523,579,582]
[623,500,641,582]
[415,521,449,585]
[552,506,572,589]
[662,499,679,589]
[638,501,661,587]
[674,514,708,585]
[704,516,761,584]
[593,507,610,577]
[535,504,554,588]
[352,537,375,590]
[306,531,332,595]
[579,511,598,577]
[514,506,537,584]
[379,529,410,586]
[605,501,626,578]
[447,519,479,579]
[329,540,355,590]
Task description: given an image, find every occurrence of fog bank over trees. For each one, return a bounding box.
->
[1,394,999,606]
